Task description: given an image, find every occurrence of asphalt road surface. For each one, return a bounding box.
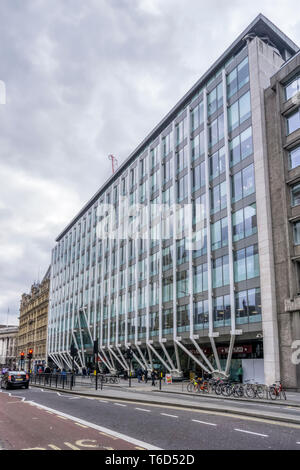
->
[1,387,300,450]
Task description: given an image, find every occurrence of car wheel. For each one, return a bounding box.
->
[24,385,29,389]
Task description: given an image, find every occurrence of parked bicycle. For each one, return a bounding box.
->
[268,381,286,400]
[243,380,265,399]
[187,376,209,393]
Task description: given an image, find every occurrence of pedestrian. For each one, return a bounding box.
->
[143,369,148,384]
[151,369,157,386]
[237,365,243,383]
[137,368,142,383]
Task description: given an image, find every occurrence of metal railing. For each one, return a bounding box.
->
[29,372,105,391]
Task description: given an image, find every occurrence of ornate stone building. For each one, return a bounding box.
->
[0,325,18,369]
[17,267,51,371]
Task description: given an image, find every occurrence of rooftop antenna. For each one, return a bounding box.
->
[108,154,118,174]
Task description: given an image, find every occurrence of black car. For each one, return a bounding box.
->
[1,371,29,389]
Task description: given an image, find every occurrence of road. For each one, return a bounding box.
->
[1,387,300,450]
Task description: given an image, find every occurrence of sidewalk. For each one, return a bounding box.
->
[30,378,300,426]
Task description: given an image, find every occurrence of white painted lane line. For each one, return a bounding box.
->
[234,429,268,437]
[160,413,178,418]
[69,397,81,400]
[135,408,151,412]
[98,400,108,403]
[192,419,217,426]
[24,401,161,450]
[114,403,127,407]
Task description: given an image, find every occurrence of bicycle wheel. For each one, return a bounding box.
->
[244,385,255,399]
[268,386,277,400]
[215,383,222,395]
[234,385,244,398]
[187,382,194,393]
[256,385,265,399]
[281,390,287,400]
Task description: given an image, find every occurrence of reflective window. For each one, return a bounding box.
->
[191,101,204,131]
[289,146,300,170]
[234,245,259,282]
[208,82,223,117]
[227,57,249,99]
[228,91,251,132]
[294,221,300,245]
[292,183,300,207]
[230,126,253,167]
[213,255,229,288]
[213,294,231,328]
[209,146,226,180]
[211,217,228,250]
[211,181,227,214]
[285,75,300,101]
[193,263,208,293]
[208,114,224,148]
[192,160,206,191]
[191,131,205,161]
[233,204,257,242]
[236,288,261,324]
[287,109,300,135]
[232,164,255,203]
[193,300,209,330]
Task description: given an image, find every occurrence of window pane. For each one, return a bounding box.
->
[233,208,244,242]
[287,109,300,135]
[240,126,253,159]
[237,57,249,89]
[244,204,257,238]
[285,77,300,101]
[227,68,237,98]
[294,221,300,245]
[228,101,239,132]
[232,171,242,202]
[239,92,251,124]
[242,164,255,198]
[230,135,240,166]
[292,183,300,207]
[289,146,300,170]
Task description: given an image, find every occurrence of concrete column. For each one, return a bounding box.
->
[247,36,284,385]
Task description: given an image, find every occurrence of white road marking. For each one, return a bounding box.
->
[24,400,161,450]
[192,419,217,426]
[160,413,178,418]
[135,408,151,412]
[114,403,127,407]
[234,429,268,437]
[64,442,81,450]
[69,397,81,400]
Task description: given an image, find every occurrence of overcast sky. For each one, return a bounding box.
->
[1,0,300,325]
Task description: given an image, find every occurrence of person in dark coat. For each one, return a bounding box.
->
[143,369,148,384]
[151,369,157,386]
[137,368,143,383]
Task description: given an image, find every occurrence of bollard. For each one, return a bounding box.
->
[159,372,162,391]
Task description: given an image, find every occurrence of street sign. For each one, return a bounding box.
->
[165,374,172,384]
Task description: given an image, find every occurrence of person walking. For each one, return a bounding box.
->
[143,369,148,384]
[137,368,143,383]
[237,365,243,384]
[151,369,157,386]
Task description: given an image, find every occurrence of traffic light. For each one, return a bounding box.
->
[20,352,25,360]
[27,348,33,359]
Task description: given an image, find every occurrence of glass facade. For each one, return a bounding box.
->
[48,36,265,376]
